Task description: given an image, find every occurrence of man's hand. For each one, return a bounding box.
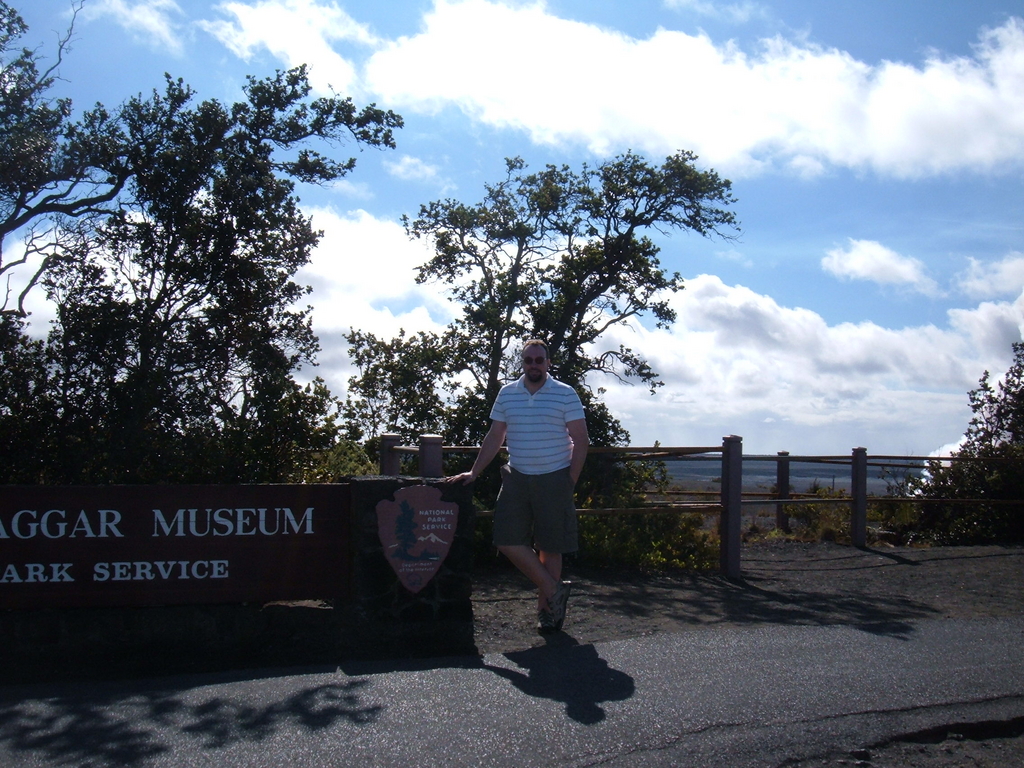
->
[444,420,506,486]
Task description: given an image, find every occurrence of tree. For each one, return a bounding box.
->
[346,151,737,450]
[342,328,450,445]
[917,342,1024,543]
[0,314,57,481]
[0,2,129,316]
[0,12,403,483]
[345,152,736,506]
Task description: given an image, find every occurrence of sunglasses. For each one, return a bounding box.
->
[522,356,546,365]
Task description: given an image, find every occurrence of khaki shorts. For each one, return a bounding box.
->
[492,465,578,553]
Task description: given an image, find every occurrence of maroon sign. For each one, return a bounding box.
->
[0,485,351,609]
[375,485,458,593]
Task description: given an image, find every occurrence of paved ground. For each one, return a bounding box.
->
[0,543,1021,767]
[0,617,1020,767]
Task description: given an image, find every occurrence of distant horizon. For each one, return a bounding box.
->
[664,458,916,495]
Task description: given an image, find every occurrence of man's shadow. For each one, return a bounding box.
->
[483,635,635,724]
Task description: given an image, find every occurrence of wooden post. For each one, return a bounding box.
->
[851,446,867,548]
[419,434,444,478]
[720,435,743,579]
[775,450,791,533]
[379,434,401,476]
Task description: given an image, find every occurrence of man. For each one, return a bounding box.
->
[449,340,589,633]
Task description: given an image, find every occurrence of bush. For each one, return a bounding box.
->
[576,512,717,570]
[914,343,1024,544]
[868,466,927,545]
[784,482,851,543]
[304,439,377,482]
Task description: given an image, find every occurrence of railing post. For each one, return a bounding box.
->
[851,447,867,548]
[720,435,743,579]
[419,434,444,478]
[379,434,401,476]
[775,450,791,533]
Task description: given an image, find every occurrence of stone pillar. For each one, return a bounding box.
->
[775,451,791,533]
[851,447,868,548]
[720,435,743,579]
[379,434,401,476]
[418,434,444,478]
[347,476,476,659]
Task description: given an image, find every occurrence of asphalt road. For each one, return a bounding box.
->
[0,616,1021,767]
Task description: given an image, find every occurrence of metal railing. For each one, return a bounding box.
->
[379,433,744,577]
[377,434,1019,577]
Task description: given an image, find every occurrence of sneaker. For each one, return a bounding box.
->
[549,580,571,631]
[537,608,556,635]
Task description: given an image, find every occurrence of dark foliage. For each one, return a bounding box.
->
[915,342,1024,543]
[0,3,402,483]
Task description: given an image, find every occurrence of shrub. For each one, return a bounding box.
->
[914,342,1024,544]
[784,482,850,543]
[576,511,717,571]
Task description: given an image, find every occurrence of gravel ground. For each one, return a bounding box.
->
[470,542,1024,767]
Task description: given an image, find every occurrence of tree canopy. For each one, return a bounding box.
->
[345,151,738,451]
[0,2,137,316]
[916,341,1024,543]
[0,2,400,483]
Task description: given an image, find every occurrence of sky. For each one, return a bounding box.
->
[15,0,1024,457]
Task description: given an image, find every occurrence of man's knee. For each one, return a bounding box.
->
[497,543,529,557]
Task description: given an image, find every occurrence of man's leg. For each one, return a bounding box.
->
[539,550,562,589]
[532,469,576,630]
[497,544,558,609]
[538,551,563,612]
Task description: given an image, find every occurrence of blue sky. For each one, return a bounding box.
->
[16,0,1024,456]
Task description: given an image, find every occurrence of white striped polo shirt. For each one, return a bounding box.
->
[490,376,586,475]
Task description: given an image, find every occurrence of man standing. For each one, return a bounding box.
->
[449,340,589,633]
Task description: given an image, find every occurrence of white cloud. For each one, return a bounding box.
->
[299,207,455,333]
[592,274,1022,454]
[714,248,753,267]
[663,0,766,24]
[384,155,440,182]
[957,253,1024,299]
[359,2,1024,178]
[199,0,378,94]
[290,212,1023,453]
[187,0,1024,452]
[85,0,187,54]
[822,238,940,295]
[327,178,375,199]
[295,207,457,379]
[200,1,1024,177]
[947,291,1024,357]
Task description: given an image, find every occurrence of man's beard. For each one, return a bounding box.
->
[525,369,545,383]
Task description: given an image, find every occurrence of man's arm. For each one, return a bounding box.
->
[566,418,589,484]
[447,420,508,484]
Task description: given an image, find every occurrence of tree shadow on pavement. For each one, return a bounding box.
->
[475,543,1024,655]
[0,674,382,768]
[482,634,635,724]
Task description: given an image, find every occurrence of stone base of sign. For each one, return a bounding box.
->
[0,602,320,682]
[348,476,476,659]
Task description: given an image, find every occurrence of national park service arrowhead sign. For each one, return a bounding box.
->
[375,485,458,593]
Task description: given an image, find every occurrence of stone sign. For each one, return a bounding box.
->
[0,484,351,609]
[375,485,458,593]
